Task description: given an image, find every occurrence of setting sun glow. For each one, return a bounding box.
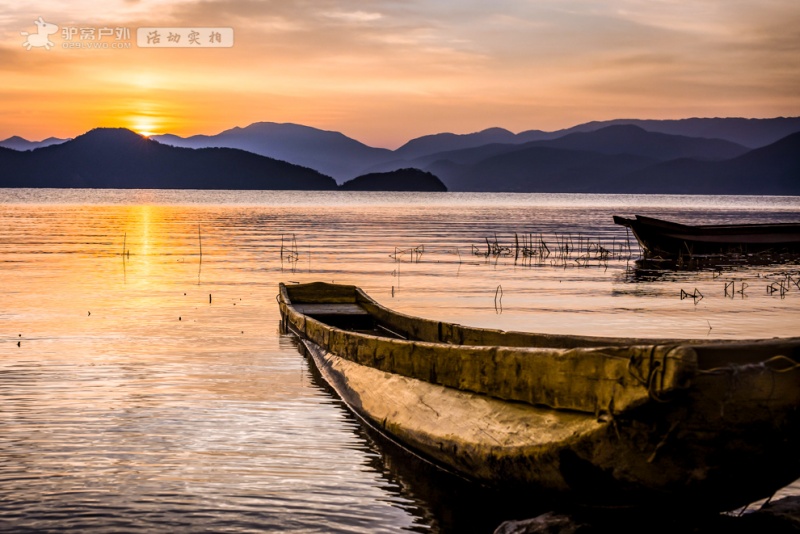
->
[131,119,156,138]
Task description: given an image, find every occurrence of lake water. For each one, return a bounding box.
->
[1,190,799,532]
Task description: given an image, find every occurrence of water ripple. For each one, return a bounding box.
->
[1,191,798,531]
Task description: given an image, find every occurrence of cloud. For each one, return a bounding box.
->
[0,0,798,144]
[322,11,383,23]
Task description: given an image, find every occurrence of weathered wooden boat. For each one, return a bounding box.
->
[278,281,800,512]
[613,214,800,257]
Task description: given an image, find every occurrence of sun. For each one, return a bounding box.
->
[130,116,158,137]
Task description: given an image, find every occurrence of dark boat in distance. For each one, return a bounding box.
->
[279,282,800,512]
[613,215,800,258]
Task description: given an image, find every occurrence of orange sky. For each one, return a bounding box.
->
[1,0,799,148]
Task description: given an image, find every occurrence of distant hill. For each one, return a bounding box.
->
[0,135,69,151]
[524,125,749,160]
[0,128,337,190]
[392,127,519,160]
[615,132,800,194]
[367,125,750,176]
[542,117,800,149]
[339,168,447,191]
[390,117,798,161]
[428,147,656,192]
[153,122,391,182]
[425,131,799,194]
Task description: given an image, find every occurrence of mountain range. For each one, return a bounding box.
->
[153,122,391,182]
[0,135,70,151]
[0,128,450,192]
[150,117,800,181]
[1,117,798,194]
[156,120,798,194]
[0,128,337,190]
[424,130,799,194]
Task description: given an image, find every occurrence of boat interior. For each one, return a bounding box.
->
[290,302,408,339]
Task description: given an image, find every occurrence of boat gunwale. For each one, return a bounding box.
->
[278,282,800,416]
[279,281,800,359]
[633,214,800,233]
[352,285,800,358]
[279,283,702,414]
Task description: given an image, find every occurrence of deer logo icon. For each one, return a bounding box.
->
[21,17,59,50]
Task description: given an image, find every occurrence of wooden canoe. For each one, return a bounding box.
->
[613,214,800,257]
[278,281,800,511]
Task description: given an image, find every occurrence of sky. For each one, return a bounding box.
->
[1,0,799,148]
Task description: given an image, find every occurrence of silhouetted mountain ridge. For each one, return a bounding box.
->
[525,125,748,160]
[0,135,69,151]
[0,128,337,190]
[428,146,656,192]
[548,117,800,148]
[364,125,749,175]
[129,117,800,184]
[424,131,799,193]
[393,127,518,160]
[388,118,798,164]
[3,117,799,193]
[616,131,800,194]
[154,122,391,182]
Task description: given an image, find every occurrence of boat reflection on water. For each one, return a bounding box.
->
[621,254,800,283]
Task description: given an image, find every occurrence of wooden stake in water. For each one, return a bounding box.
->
[122,232,127,284]
[198,225,203,284]
[494,284,503,313]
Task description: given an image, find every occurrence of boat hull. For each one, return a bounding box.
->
[614,215,800,257]
[279,282,800,511]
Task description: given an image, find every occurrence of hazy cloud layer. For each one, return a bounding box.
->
[0,0,797,146]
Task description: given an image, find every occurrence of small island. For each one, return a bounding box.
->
[339,168,447,192]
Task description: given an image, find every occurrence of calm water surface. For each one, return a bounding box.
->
[1,190,799,532]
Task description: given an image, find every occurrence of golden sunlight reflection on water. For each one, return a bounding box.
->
[0,190,798,531]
